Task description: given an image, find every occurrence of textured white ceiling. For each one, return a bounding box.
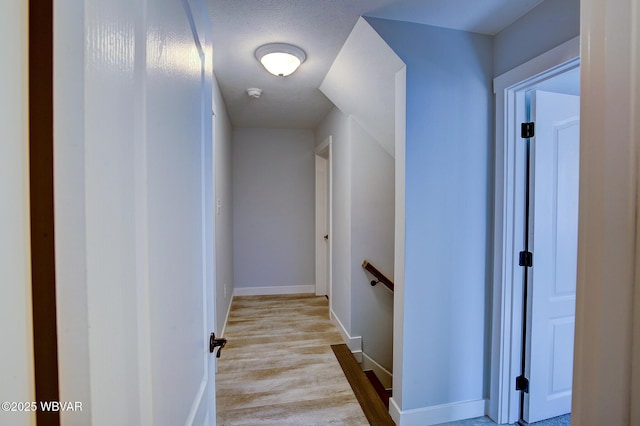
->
[210,0,545,129]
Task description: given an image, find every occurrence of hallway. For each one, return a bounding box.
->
[216,294,368,425]
[3,0,638,425]
[214,294,571,426]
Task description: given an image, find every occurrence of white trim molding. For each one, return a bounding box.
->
[314,136,332,299]
[493,38,579,93]
[392,64,407,423]
[329,308,362,361]
[361,352,393,390]
[315,135,332,155]
[233,285,315,297]
[572,0,640,424]
[389,398,486,426]
[219,295,233,337]
[215,294,234,374]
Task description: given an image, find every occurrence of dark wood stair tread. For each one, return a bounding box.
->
[331,344,395,425]
[364,370,390,409]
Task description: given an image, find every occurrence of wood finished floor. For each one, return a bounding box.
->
[216,294,370,425]
[331,344,394,426]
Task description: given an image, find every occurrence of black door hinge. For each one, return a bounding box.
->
[519,251,533,267]
[516,375,530,393]
[521,122,535,138]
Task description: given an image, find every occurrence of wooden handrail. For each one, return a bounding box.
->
[362,260,394,292]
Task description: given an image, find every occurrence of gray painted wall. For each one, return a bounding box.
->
[232,128,316,289]
[316,108,395,371]
[213,74,234,330]
[316,19,400,373]
[493,0,580,76]
[350,119,395,371]
[366,17,494,410]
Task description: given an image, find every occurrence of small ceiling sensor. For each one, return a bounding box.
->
[247,88,262,99]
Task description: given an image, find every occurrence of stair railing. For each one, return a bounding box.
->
[362,260,394,292]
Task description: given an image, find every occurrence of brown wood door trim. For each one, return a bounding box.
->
[29,0,60,424]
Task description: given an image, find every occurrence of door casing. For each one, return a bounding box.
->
[489,37,580,424]
[315,136,333,305]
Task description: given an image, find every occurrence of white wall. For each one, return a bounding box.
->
[0,1,35,425]
[232,128,315,292]
[213,74,234,331]
[367,17,493,423]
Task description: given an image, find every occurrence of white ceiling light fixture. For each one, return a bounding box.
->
[255,43,306,77]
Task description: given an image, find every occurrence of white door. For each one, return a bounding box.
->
[53,0,216,423]
[524,90,580,423]
[315,138,332,300]
[315,154,328,296]
[145,0,215,423]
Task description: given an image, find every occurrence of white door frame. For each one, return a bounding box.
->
[314,154,328,296]
[315,136,333,305]
[206,103,218,422]
[489,37,580,424]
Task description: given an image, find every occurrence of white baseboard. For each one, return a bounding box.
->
[220,295,233,337]
[389,397,402,425]
[233,285,315,297]
[215,294,234,374]
[329,308,362,361]
[361,352,393,390]
[388,398,486,426]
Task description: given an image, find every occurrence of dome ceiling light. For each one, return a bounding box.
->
[255,43,306,77]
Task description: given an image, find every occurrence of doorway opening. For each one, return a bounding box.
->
[315,136,332,307]
[490,37,580,425]
[519,83,580,424]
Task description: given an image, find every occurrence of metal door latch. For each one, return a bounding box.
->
[210,332,227,358]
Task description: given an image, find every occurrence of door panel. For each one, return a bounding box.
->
[53,0,215,423]
[524,90,580,423]
[146,0,214,423]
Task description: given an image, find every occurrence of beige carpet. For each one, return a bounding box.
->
[216,294,369,425]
